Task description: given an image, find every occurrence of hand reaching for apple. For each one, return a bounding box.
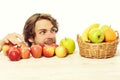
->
[2,32,26,47]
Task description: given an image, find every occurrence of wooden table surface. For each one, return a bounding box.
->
[0,47,120,80]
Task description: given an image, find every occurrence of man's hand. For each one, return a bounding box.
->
[2,32,26,47]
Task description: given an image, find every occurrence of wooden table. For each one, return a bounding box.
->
[0,48,120,80]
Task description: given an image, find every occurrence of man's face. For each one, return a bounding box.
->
[34,19,57,45]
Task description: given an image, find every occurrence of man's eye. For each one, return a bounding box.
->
[39,31,46,35]
[51,27,58,33]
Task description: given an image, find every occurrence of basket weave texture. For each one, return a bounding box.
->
[77,33,119,59]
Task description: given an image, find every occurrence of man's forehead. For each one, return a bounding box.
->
[38,27,55,31]
[35,20,54,30]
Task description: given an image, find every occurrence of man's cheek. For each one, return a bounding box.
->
[35,38,44,44]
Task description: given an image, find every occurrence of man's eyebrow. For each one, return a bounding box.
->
[38,29,47,31]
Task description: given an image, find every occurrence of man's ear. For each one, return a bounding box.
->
[28,38,34,43]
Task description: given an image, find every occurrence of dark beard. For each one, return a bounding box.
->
[44,38,56,44]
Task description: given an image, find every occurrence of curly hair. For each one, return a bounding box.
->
[23,13,58,47]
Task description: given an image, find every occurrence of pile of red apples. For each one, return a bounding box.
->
[2,43,67,61]
[2,37,75,61]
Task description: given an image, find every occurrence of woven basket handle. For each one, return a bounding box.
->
[77,34,82,43]
[115,31,119,39]
[115,31,120,43]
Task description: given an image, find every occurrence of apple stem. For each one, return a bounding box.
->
[65,37,67,40]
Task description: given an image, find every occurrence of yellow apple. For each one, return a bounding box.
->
[55,46,67,58]
[2,43,13,56]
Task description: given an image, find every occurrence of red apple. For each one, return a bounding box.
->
[43,44,55,57]
[7,46,15,56]
[55,46,67,58]
[18,46,30,59]
[7,47,21,61]
[30,45,42,58]
[39,43,45,48]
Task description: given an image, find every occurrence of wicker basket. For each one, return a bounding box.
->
[77,32,119,59]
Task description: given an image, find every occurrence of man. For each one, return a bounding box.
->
[0,13,58,51]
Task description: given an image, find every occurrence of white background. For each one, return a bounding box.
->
[0,0,120,42]
[0,0,120,80]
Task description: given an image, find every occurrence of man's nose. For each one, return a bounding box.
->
[46,31,55,38]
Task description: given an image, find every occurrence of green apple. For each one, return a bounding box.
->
[60,37,75,54]
[100,25,111,32]
[88,28,104,43]
[55,46,67,58]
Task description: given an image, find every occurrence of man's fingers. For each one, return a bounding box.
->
[14,33,24,42]
[3,39,9,43]
[2,33,26,47]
